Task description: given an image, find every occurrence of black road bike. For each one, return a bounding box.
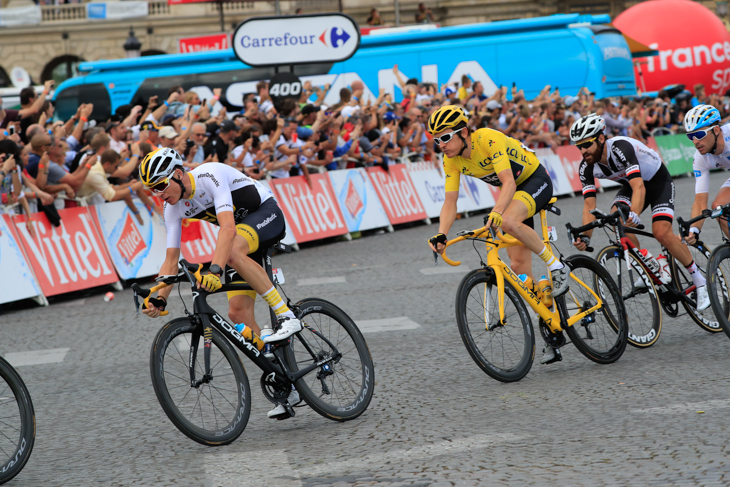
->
[567,207,721,349]
[132,243,375,446]
[679,205,730,339]
[0,356,35,484]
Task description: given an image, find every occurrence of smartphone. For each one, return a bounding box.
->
[8,125,16,136]
[555,86,559,91]
[186,140,195,150]
[201,99,207,106]
[253,168,260,174]
[512,82,516,88]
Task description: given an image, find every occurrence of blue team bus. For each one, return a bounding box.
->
[53,13,637,121]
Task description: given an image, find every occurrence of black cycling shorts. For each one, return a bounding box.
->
[224,198,286,294]
[513,163,554,229]
[612,164,674,224]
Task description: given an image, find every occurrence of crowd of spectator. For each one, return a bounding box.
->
[0,65,724,233]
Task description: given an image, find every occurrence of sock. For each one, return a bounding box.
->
[538,246,564,271]
[261,286,296,319]
[685,261,706,287]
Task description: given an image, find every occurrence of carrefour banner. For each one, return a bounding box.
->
[0,216,41,305]
[653,134,696,176]
[92,200,167,280]
[328,168,390,232]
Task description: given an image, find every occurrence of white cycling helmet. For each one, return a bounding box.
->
[139,147,184,187]
[570,113,606,142]
[684,104,721,133]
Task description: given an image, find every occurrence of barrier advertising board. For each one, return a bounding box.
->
[0,215,41,304]
[653,134,696,176]
[7,208,118,297]
[406,161,496,217]
[327,168,390,232]
[92,200,168,280]
[367,164,428,225]
[179,219,219,264]
[269,174,348,243]
[535,148,574,197]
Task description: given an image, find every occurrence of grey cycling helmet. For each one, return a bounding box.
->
[570,113,606,142]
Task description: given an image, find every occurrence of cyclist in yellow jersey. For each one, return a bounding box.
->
[426,106,569,364]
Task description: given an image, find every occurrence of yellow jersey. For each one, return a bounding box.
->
[443,128,540,192]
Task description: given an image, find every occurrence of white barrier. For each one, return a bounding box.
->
[328,168,391,232]
[93,200,168,281]
[0,216,42,305]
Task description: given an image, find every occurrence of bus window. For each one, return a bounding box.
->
[55,83,111,122]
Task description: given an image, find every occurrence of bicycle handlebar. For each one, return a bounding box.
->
[566,208,646,253]
[440,226,510,266]
[132,260,204,316]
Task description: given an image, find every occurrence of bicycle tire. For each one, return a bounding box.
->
[0,357,35,485]
[707,244,730,339]
[150,318,251,446]
[668,244,723,333]
[455,268,535,382]
[285,298,375,421]
[558,254,629,364]
[596,245,662,348]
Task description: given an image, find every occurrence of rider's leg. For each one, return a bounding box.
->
[653,219,706,288]
[610,204,640,248]
[227,292,259,335]
[712,186,730,239]
[227,227,296,321]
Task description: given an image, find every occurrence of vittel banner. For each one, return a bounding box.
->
[328,168,390,232]
[233,13,360,66]
[0,215,41,305]
[269,174,348,243]
[7,208,118,297]
[367,165,427,225]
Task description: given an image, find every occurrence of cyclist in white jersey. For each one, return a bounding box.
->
[684,105,730,243]
[570,114,710,310]
[137,148,303,419]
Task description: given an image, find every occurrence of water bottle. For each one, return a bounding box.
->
[656,254,672,284]
[538,275,554,308]
[638,249,661,276]
[517,274,534,294]
[260,326,274,358]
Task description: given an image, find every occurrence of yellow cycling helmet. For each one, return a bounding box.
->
[427,105,468,135]
[139,147,184,187]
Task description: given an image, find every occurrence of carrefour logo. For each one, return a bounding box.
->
[318,27,351,48]
[233,14,360,67]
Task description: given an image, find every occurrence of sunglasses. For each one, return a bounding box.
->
[576,137,597,150]
[150,177,170,194]
[434,130,459,145]
[687,130,709,141]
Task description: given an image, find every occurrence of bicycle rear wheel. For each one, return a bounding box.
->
[558,254,628,364]
[707,244,730,338]
[669,243,723,333]
[455,268,535,382]
[0,357,35,485]
[596,245,662,348]
[150,318,251,446]
[286,298,375,421]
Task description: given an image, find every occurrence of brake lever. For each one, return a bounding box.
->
[433,250,438,266]
[133,289,140,316]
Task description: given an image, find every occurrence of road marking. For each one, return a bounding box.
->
[5,348,70,367]
[419,266,470,275]
[296,276,347,286]
[631,398,730,415]
[356,316,421,333]
[206,450,301,487]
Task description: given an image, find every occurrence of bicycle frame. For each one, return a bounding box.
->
[442,203,603,334]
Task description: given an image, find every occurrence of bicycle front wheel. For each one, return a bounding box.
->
[669,243,723,333]
[455,268,535,382]
[596,245,662,347]
[707,244,730,338]
[150,318,251,446]
[558,254,629,364]
[0,357,35,485]
[286,298,375,421]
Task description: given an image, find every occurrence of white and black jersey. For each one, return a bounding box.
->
[579,137,663,198]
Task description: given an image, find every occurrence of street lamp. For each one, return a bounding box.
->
[717,0,728,18]
[123,27,142,58]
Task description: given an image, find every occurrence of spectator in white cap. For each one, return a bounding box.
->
[159,126,179,148]
[486,100,502,111]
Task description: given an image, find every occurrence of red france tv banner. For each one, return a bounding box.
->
[4,208,118,297]
[366,164,428,225]
[179,33,230,54]
[269,174,348,243]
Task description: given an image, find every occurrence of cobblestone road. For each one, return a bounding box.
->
[2,175,730,486]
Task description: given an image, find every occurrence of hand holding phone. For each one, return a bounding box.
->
[8,125,16,136]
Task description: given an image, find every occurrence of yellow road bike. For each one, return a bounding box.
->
[439,198,628,382]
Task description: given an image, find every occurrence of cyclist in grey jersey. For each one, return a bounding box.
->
[571,114,710,310]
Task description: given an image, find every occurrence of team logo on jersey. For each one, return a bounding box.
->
[694,170,702,177]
